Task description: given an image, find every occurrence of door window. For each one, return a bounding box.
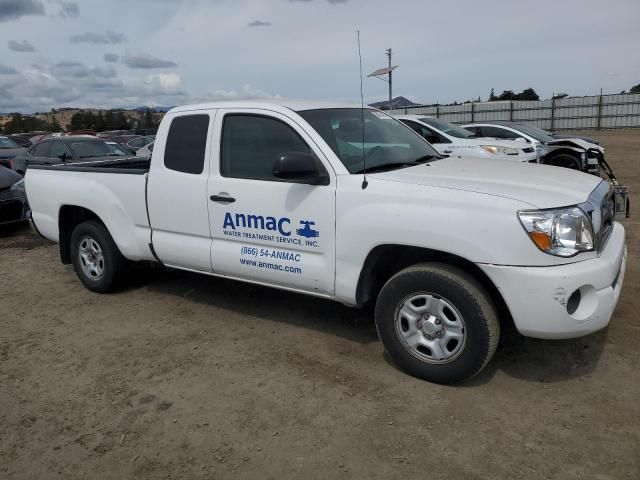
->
[30,141,51,158]
[164,115,210,174]
[221,114,312,181]
[50,142,73,160]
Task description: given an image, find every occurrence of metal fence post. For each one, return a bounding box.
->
[471,102,475,122]
[509,101,514,121]
[597,89,603,130]
[436,106,440,118]
[550,97,556,131]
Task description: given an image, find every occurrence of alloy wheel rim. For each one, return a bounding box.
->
[78,236,105,280]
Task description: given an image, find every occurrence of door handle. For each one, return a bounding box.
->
[210,194,236,203]
[443,149,453,154]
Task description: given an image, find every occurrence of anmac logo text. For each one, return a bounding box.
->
[223,212,292,237]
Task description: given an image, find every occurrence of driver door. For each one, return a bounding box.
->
[207,109,336,295]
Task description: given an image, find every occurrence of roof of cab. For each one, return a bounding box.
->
[168,99,363,115]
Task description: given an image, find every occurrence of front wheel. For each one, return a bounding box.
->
[545,153,582,170]
[375,263,499,384]
[70,220,127,293]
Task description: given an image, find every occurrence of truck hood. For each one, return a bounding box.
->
[371,156,602,208]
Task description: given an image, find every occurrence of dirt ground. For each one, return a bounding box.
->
[1,129,639,480]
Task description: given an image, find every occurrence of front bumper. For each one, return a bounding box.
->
[479,222,627,339]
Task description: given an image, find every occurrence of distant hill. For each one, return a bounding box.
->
[369,96,418,110]
[134,106,173,113]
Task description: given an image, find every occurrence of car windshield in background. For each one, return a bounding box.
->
[70,141,112,158]
[0,137,19,148]
[106,143,130,156]
[299,108,440,174]
[418,117,476,138]
[510,124,555,142]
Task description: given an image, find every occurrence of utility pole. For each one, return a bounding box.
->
[386,48,393,110]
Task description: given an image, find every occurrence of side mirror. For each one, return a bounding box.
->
[514,137,529,143]
[58,153,68,161]
[273,152,328,185]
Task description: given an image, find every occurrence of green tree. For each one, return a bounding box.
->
[49,117,62,132]
[497,90,515,101]
[517,87,539,101]
[630,83,640,94]
[104,110,115,130]
[143,108,154,129]
[489,88,496,101]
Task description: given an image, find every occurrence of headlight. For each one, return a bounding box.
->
[10,178,25,193]
[480,145,519,156]
[518,207,595,257]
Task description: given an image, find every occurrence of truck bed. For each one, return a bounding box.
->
[26,159,154,262]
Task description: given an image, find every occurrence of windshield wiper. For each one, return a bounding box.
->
[353,155,438,174]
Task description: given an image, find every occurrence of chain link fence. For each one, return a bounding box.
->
[389,93,640,130]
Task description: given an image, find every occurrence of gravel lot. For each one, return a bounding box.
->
[1,129,638,480]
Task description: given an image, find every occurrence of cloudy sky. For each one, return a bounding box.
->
[1,0,639,112]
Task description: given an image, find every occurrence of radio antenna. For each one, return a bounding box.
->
[357,30,368,190]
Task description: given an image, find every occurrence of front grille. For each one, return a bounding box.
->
[0,199,24,224]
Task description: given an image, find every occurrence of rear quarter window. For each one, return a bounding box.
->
[164,115,210,174]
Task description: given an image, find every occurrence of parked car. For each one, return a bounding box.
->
[7,135,33,148]
[0,166,28,228]
[105,142,135,156]
[135,141,154,159]
[13,137,136,175]
[0,136,27,170]
[395,115,538,163]
[462,121,603,171]
[126,136,155,152]
[109,135,142,147]
[26,100,628,385]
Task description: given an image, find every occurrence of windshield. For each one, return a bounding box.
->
[106,143,130,156]
[418,117,476,138]
[298,108,440,173]
[509,124,555,142]
[69,140,112,158]
[0,137,19,149]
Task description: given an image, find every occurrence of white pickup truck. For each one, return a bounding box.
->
[26,100,627,384]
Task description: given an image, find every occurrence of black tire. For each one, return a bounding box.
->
[545,153,582,170]
[375,263,499,384]
[70,220,127,293]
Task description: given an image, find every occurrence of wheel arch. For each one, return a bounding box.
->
[58,205,105,264]
[355,244,513,328]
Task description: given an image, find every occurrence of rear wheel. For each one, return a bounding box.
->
[375,263,499,384]
[70,220,127,293]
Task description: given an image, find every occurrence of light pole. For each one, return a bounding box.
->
[367,48,398,110]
